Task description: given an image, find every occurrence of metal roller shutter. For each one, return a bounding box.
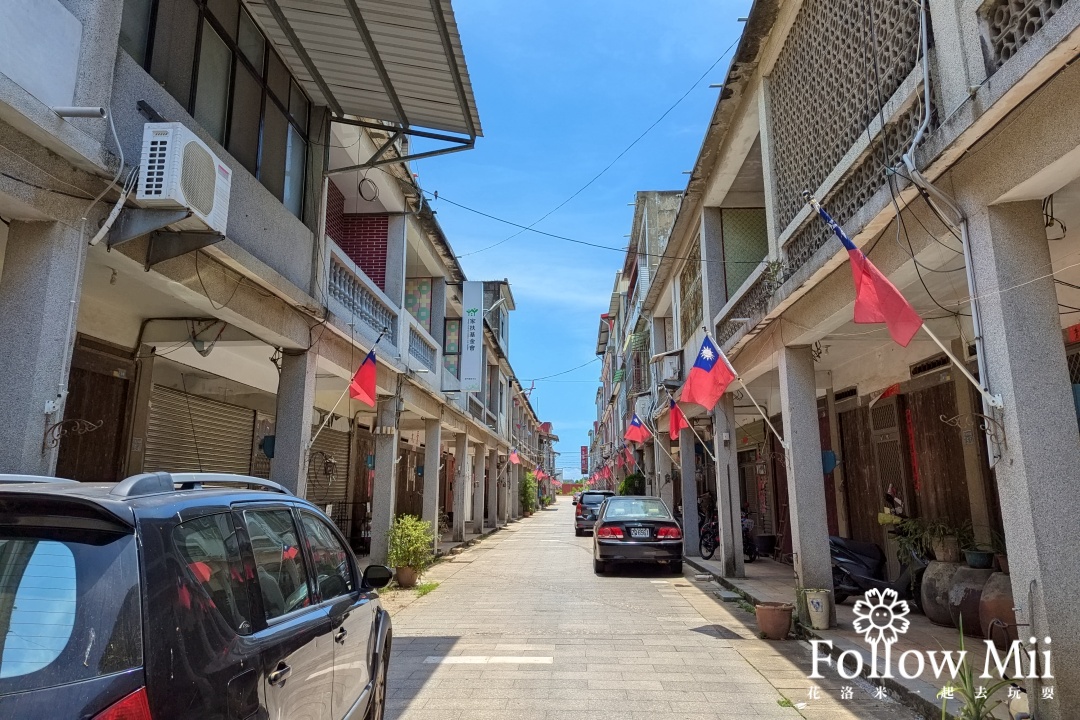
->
[307,427,351,534]
[144,386,255,474]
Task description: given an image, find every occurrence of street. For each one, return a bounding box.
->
[384,498,919,720]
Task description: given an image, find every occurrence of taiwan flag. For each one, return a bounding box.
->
[349,349,377,406]
[669,399,688,441]
[814,203,923,347]
[509,449,520,465]
[681,336,736,412]
[623,445,634,468]
[624,414,651,444]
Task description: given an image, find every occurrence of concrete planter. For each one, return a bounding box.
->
[755,602,794,640]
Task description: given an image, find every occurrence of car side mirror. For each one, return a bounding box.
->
[572,500,577,505]
[362,564,393,589]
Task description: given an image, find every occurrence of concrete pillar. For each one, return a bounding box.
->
[368,398,400,565]
[422,418,441,538]
[967,202,1080,720]
[643,440,656,496]
[655,435,674,510]
[511,463,520,519]
[678,429,700,557]
[713,395,744,578]
[471,443,486,534]
[452,432,469,541]
[0,222,87,475]
[269,350,317,495]
[778,346,834,626]
[486,448,499,527]
[497,455,508,525]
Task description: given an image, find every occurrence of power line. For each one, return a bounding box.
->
[453,35,744,259]
[522,357,600,382]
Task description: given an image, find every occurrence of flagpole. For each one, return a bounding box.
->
[309,328,386,449]
[920,325,1002,408]
[735,377,788,450]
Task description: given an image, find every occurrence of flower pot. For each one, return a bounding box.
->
[994,553,1009,575]
[804,590,831,630]
[931,536,960,563]
[755,602,794,640]
[964,549,995,569]
[395,566,418,589]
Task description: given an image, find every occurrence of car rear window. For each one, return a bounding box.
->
[0,528,142,695]
[603,498,671,519]
[581,492,612,505]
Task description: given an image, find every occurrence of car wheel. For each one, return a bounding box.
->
[366,644,389,720]
[669,560,682,575]
[593,558,605,574]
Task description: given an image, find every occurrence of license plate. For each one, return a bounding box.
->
[629,527,650,539]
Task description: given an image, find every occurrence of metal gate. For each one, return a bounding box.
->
[144,386,255,474]
[307,427,351,534]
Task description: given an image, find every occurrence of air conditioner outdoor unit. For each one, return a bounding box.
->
[660,354,682,383]
[136,122,231,235]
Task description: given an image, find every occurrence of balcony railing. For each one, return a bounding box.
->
[408,322,437,372]
[328,246,398,345]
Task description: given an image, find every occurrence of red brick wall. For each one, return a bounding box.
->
[338,214,389,290]
[324,182,389,290]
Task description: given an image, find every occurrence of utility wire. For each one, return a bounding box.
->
[522,357,601,382]
[454,35,744,259]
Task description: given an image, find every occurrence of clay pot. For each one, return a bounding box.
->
[980,572,1018,649]
[948,567,995,637]
[395,566,418,589]
[964,549,995,569]
[931,536,961,563]
[756,602,794,640]
[995,553,1010,575]
[921,561,962,627]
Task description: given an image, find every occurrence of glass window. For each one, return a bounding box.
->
[289,80,309,127]
[0,531,141,695]
[193,21,232,145]
[267,50,290,104]
[244,510,312,620]
[228,64,262,175]
[260,103,288,200]
[206,0,238,38]
[148,0,199,109]
[299,513,354,601]
[581,492,613,507]
[237,9,265,72]
[119,0,154,65]
[173,514,254,635]
[284,124,307,217]
[603,498,671,519]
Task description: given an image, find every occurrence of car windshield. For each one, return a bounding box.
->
[603,498,670,519]
[580,493,611,506]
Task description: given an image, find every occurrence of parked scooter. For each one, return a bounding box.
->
[698,512,758,563]
[830,493,927,605]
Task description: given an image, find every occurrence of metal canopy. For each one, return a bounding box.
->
[248,0,482,139]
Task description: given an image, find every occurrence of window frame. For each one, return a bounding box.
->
[235,503,318,627]
[172,511,257,636]
[296,509,358,604]
[129,0,311,217]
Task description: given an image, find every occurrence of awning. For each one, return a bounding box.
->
[248,0,482,139]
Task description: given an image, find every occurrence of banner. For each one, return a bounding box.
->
[460,281,484,392]
[580,446,588,474]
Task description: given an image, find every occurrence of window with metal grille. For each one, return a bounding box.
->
[721,209,768,301]
[679,244,702,347]
[910,354,951,377]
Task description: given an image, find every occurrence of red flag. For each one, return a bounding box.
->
[681,336,736,412]
[816,205,923,347]
[623,414,651,444]
[509,449,520,465]
[669,399,688,441]
[616,453,625,469]
[623,445,634,468]
[349,350,377,406]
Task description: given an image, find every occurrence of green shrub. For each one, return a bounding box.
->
[386,514,435,572]
[520,472,539,513]
[618,472,646,496]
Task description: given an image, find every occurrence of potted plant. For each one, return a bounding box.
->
[926,520,961,563]
[963,545,995,569]
[520,472,539,516]
[755,602,794,640]
[991,530,1009,575]
[386,514,435,589]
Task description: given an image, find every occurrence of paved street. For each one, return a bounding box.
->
[384,498,919,720]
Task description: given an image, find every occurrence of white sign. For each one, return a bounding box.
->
[461,281,484,392]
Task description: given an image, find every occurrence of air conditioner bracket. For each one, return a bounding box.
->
[107,208,192,249]
[144,231,224,270]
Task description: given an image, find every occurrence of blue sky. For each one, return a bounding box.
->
[413,1,751,477]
